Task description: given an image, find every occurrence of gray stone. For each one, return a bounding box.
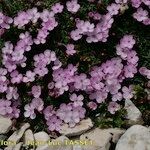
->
[49,136,73,150]
[80,128,112,150]
[60,118,93,137]
[24,129,35,145]
[115,125,150,150]
[7,123,30,143]
[125,99,143,125]
[0,116,12,134]
[103,128,125,143]
[13,142,23,150]
[34,131,50,142]
[34,131,50,150]
[5,123,30,150]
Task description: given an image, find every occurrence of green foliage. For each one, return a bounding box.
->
[94,106,127,128]
[133,84,145,99]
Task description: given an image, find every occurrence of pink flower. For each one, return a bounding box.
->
[31,85,41,98]
[112,92,122,101]
[23,71,35,83]
[87,102,97,110]
[66,0,80,13]
[14,11,30,28]
[133,8,149,22]
[139,67,150,79]
[10,106,20,118]
[10,71,23,84]
[0,12,13,29]
[66,44,76,55]
[70,93,84,107]
[52,59,62,70]
[0,68,7,82]
[6,86,19,100]
[12,50,24,62]
[42,17,58,31]
[142,0,150,6]
[131,0,142,8]
[34,29,49,44]
[124,63,137,78]
[76,20,94,33]
[31,98,44,112]
[108,102,120,114]
[27,8,40,23]
[120,35,135,49]
[0,81,8,93]
[51,3,64,14]
[122,86,134,100]
[70,30,82,41]
[43,105,55,120]
[46,115,62,131]
[127,50,139,65]
[74,74,90,90]
[107,3,121,16]
[24,104,36,119]
[2,41,13,54]
[89,90,108,103]
[57,103,86,127]
[40,10,54,22]
[0,100,13,116]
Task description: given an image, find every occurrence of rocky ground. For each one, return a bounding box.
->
[0,99,149,150]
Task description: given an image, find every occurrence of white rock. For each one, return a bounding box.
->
[0,115,12,134]
[80,128,112,150]
[5,123,30,150]
[60,118,93,137]
[103,128,125,143]
[73,145,83,150]
[115,125,150,150]
[49,136,72,150]
[55,135,69,141]
[13,142,23,150]
[125,99,143,125]
[24,129,35,145]
[34,131,50,142]
[8,123,30,143]
[34,131,50,150]
[5,147,13,150]
[36,144,50,150]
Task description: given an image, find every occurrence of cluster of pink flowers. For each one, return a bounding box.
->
[33,50,60,77]
[14,7,60,44]
[47,35,137,116]
[2,32,33,72]
[0,13,13,29]
[14,8,40,28]
[34,10,58,44]
[66,0,80,13]
[65,44,77,55]
[133,7,150,25]
[71,3,122,43]
[131,0,150,25]
[0,1,149,132]
[86,35,137,111]
[0,12,13,36]
[139,67,150,79]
